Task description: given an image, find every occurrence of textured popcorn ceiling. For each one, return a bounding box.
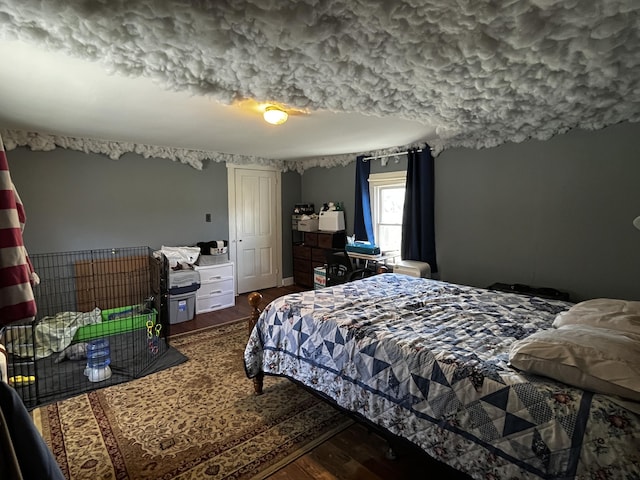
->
[0,0,638,171]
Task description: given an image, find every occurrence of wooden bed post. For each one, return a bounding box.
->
[248,292,264,395]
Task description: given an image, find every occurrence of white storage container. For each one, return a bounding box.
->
[298,218,319,232]
[197,254,229,266]
[168,270,200,290]
[291,214,303,231]
[394,260,431,278]
[318,211,345,232]
[194,262,235,314]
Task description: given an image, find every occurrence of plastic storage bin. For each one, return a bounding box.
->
[197,254,229,266]
[298,218,319,232]
[170,292,196,324]
[393,260,431,278]
[73,306,157,342]
[318,211,345,232]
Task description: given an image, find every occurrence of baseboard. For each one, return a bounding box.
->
[282,276,294,286]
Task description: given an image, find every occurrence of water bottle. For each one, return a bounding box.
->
[85,338,112,382]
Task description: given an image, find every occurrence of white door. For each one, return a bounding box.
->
[227,164,281,294]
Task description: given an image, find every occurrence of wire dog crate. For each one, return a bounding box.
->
[0,247,171,408]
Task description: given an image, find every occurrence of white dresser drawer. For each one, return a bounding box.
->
[196,291,235,314]
[196,278,234,299]
[194,261,235,313]
[196,264,233,283]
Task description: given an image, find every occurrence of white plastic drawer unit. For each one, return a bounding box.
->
[198,263,233,283]
[196,278,234,299]
[194,262,235,314]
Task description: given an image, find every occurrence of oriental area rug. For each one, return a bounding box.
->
[31,320,353,480]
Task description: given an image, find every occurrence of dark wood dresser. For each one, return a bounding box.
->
[293,231,346,288]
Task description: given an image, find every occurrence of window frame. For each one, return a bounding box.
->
[368,171,407,253]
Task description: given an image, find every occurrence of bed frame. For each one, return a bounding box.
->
[245,277,640,480]
[247,290,473,477]
[248,292,265,395]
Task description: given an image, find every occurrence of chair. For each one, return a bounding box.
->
[324,250,371,286]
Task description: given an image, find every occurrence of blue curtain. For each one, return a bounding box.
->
[354,155,375,243]
[401,147,438,273]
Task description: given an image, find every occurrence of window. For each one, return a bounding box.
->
[369,171,406,253]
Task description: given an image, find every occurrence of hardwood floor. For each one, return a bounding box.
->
[169,285,470,480]
[166,284,304,336]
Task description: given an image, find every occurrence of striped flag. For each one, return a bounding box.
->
[0,135,37,325]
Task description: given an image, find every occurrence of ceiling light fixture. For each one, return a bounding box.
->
[263,106,288,125]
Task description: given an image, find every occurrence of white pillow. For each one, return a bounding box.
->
[509,325,640,401]
[552,298,640,334]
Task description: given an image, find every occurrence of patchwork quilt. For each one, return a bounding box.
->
[244,274,640,480]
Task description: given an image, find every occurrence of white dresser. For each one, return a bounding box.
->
[194,262,235,314]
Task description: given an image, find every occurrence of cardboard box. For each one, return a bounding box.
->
[313,266,326,289]
[298,217,319,232]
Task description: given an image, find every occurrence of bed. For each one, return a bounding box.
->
[244,273,640,480]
